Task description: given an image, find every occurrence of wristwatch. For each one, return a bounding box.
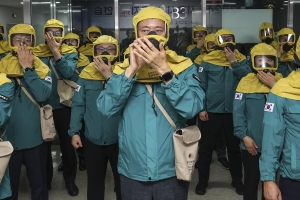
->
[159,70,174,82]
[231,60,238,65]
[24,66,35,72]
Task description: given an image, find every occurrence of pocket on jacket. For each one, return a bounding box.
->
[291,141,300,174]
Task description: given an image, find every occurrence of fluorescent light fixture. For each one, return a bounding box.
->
[20,1,60,4]
[57,9,81,13]
[119,2,132,4]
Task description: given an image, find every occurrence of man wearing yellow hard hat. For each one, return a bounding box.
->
[194,33,230,171]
[0,23,52,200]
[33,19,79,196]
[259,39,300,200]
[233,43,282,200]
[277,28,298,77]
[186,25,208,62]
[50,32,90,174]
[78,26,102,62]
[69,35,121,199]
[196,29,251,196]
[96,6,205,199]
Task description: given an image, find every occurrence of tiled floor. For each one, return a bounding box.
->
[17,145,262,200]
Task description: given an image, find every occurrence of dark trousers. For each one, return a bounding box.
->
[46,141,53,188]
[197,113,243,188]
[120,175,189,200]
[52,107,77,184]
[242,150,264,200]
[279,176,300,200]
[8,143,48,200]
[198,118,227,159]
[84,137,121,200]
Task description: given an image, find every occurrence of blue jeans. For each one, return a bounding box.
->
[120,175,189,200]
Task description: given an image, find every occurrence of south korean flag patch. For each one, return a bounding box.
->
[198,67,203,73]
[264,102,275,112]
[75,85,81,92]
[45,76,52,83]
[235,93,243,100]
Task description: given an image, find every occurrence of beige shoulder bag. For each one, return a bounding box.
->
[145,84,201,182]
[0,130,13,184]
[49,59,78,107]
[16,78,56,142]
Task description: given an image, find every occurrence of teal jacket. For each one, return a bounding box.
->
[233,93,267,152]
[39,53,78,110]
[259,92,300,182]
[0,80,14,200]
[97,65,205,182]
[198,60,251,113]
[186,46,201,62]
[277,60,297,78]
[69,78,119,145]
[6,70,52,150]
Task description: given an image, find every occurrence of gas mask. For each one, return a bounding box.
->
[283,43,294,52]
[226,43,236,52]
[145,31,161,50]
[263,37,273,44]
[250,43,278,76]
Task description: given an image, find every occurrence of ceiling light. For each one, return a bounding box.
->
[20,1,60,4]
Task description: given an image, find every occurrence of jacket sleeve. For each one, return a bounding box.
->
[197,61,208,110]
[97,73,136,117]
[259,92,285,182]
[232,59,252,80]
[24,70,52,102]
[161,64,205,119]
[233,92,247,139]
[53,52,78,79]
[186,47,201,62]
[68,78,85,137]
[0,82,14,129]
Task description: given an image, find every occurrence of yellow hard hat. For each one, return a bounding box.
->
[192,25,208,43]
[86,26,102,43]
[259,22,274,41]
[250,43,278,72]
[44,19,64,42]
[8,24,36,51]
[215,29,235,48]
[93,35,119,62]
[277,28,295,45]
[63,33,80,48]
[204,33,215,52]
[132,6,171,44]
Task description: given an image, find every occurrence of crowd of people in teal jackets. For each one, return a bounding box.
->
[0,6,299,200]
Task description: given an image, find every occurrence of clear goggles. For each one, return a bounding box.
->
[278,34,295,44]
[217,34,235,44]
[194,31,207,39]
[260,28,273,37]
[94,44,117,57]
[253,55,277,70]
[11,34,35,47]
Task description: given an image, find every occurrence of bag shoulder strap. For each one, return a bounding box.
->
[287,63,293,72]
[49,58,60,79]
[145,84,177,130]
[0,130,6,141]
[16,78,40,109]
